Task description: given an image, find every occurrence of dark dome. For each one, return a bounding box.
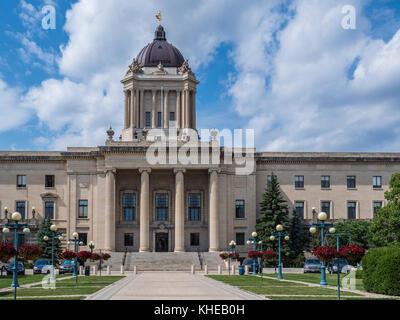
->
[136,25,185,68]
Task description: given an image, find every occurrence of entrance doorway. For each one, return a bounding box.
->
[155,233,168,252]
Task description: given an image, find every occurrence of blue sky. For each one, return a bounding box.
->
[0,0,400,151]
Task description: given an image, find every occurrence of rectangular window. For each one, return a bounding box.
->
[373,201,382,216]
[169,112,175,122]
[45,201,54,220]
[78,233,87,246]
[373,176,382,189]
[156,193,168,221]
[190,233,200,246]
[157,112,162,127]
[236,233,245,246]
[295,176,304,188]
[145,112,151,127]
[347,202,356,219]
[78,200,88,218]
[295,201,304,219]
[321,201,331,219]
[45,175,55,188]
[16,201,26,220]
[321,176,330,188]
[122,193,136,221]
[235,200,245,218]
[124,233,134,246]
[17,175,26,188]
[347,176,356,189]
[188,193,201,221]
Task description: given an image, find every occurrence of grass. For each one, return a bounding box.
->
[206,275,305,286]
[0,275,125,300]
[240,285,361,296]
[0,296,86,300]
[264,273,365,291]
[266,296,399,301]
[0,274,70,289]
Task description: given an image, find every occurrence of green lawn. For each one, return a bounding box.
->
[267,296,399,301]
[0,275,125,300]
[0,296,86,300]
[240,285,361,296]
[264,273,365,291]
[0,274,70,289]
[206,275,305,286]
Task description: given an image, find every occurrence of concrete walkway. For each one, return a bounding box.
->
[87,272,266,300]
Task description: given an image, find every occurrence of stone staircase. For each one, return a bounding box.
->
[105,252,207,271]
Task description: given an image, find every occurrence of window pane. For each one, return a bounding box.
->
[236,233,245,246]
[189,193,201,221]
[78,233,87,245]
[170,112,175,122]
[156,193,168,221]
[295,201,304,219]
[45,201,54,220]
[295,176,304,188]
[145,112,151,128]
[190,233,200,246]
[347,176,356,188]
[124,233,134,246]
[17,175,26,188]
[45,175,55,188]
[373,201,382,216]
[321,176,330,188]
[373,176,382,188]
[123,193,136,221]
[16,201,26,219]
[347,202,356,219]
[321,201,331,219]
[235,200,245,218]
[157,112,162,127]
[78,200,88,218]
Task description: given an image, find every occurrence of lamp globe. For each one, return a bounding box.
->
[329,227,336,234]
[276,224,284,232]
[11,212,21,221]
[251,232,258,238]
[72,232,78,239]
[270,236,276,241]
[309,227,317,234]
[318,212,327,221]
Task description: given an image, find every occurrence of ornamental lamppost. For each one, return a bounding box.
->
[309,209,334,286]
[270,224,289,280]
[326,229,351,300]
[2,212,30,300]
[247,231,260,275]
[227,240,236,276]
[43,224,63,281]
[68,232,83,283]
[89,240,95,262]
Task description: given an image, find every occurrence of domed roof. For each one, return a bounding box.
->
[136,25,185,68]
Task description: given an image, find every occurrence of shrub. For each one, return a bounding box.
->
[62,251,76,260]
[0,243,16,262]
[18,245,42,263]
[219,252,228,260]
[90,253,101,261]
[248,251,262,260]
[362,246,400,296]
[229,252,239,260]
[312,246,337,264]
[263,250,277,260]
[101,253,111,261]
[290,253,306,268]
[77,251,91,263]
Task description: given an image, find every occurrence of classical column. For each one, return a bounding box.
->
[135,88,140,128]
[139,89,144,128]
[181,90,186,128]
[185,89,190,128]
[176,90,181,129]
[151,90,156,128]
[124,91,129,129]
[130,89,135,128]
[104,169,116,251]
[164,89,169,128]
[209,169,219,252]
[192,91,196,129]
[139,168,151,252]
[174,169,186,252]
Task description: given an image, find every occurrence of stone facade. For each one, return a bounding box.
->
[0,24,399,255]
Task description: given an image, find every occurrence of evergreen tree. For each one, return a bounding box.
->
[288,209,309,261]
[37,219,62,263]
[256,172,290,262]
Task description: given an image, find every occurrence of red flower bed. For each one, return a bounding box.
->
[62,251,76,260]
[339,245,366,265]
[101,253,111,261]
[313,246,337,264]
[229,252,239,260]
[263,250,277,260]
[90,253,101,261]
[0,243,16,262]
[219,252,228,260]
[77,251,91,262]
[248,250,262,260]
[18,245,42,261]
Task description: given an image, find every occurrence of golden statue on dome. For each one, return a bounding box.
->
[156,11,162,24]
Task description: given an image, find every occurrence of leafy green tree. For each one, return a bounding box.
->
[333,220,371,249]
[256,173,290,262]
[369,173,400,247]
[37,219,62,263]
[288,209,309,261]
